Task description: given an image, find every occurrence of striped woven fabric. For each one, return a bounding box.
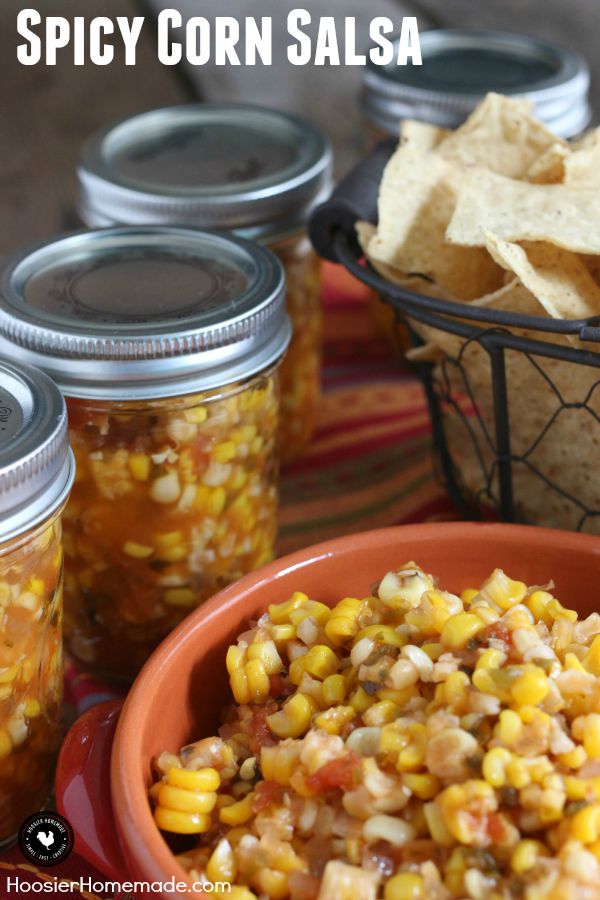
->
[0,264,455,894]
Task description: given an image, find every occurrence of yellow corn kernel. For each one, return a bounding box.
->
[154,530,184,550]
[511,839,548,874]
[438,781,496,844]
[227,889,258,900]
[349,686,373,714]
[495,709,523,746]
[261,743,301,785]
[571,803,600,843]
[129,453,151,481]
[510,668,549,707]
[206,838,237,884]
[547,598,577,623]
[480,570,527,610]
[584,714,600,759]
[354,624,405,649]
[244,659,270,703]
[564,776,589,801]
[303,645,339,680]
[443,671,470,705]
[251,869,288,900]
[384,873,425,899]
[422,642,443,660]
[584,636,600,676]
[213,441,236,464]
[378,687,418,707]
[315,706,355,735]
[219,792,255,826]
[506,758,531,790]
[29,577,45,597]
[424,801,455,848]
[289,600,331,626]
[271,624,295,643]
[226,644,247,674]
[363,700,400,727]
[247,640,283,675]
[164,588,195,607]
[476,648,506,670]
[158,785,217,814]
[207,486,227,516]
[322,673,346,706]
[461,589,479,605]
[267,693,313,739]
[482,747,511,788]
[269,592,309,625]
[123,541,154,559]
[154,807,211,834]
[157,545,187,563]
[0,666,19,685]
[168,767,220,792]
[559,746,587,769]
[193,484,210,512]
[526,590,553,626]
[230,668,250,705]
[216,795,235,809]
[403,772,440,800]
[441,613,484,650]
[183,406,208,424]
[24,698,41,718]
[325,597,363,645]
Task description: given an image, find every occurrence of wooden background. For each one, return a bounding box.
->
[1,0,598,256]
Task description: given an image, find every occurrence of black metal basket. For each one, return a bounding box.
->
[309,140,600,533]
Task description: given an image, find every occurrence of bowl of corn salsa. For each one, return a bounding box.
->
[56,523,600,899]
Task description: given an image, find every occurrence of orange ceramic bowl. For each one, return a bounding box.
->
[56,523,600,895]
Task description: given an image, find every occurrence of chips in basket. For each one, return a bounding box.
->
[358,93,600,533]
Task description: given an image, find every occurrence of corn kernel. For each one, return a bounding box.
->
[511,839,548,874]
[168,767,220,792]
[403,772,440,799]
[322,673,346,706]
[219,792,255,826]
[303,645,339,680]
[206,838,237,884]
[482,747,511,788]
[154,807,211,834]
[123,541,154,559]
[384,873,425,900]
[164,588,195,607]
[571,803,600,843]
[247,640,283,675]
[158,785,217,814]
[441,613,484,650]
[510,668,549,707]
[129,453,151,481]
[584,714,600,759]
[267,693,313,739]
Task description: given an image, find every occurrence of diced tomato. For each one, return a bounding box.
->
[248,705,277,753]
[305,752,360,793]
[485,812,508,843]
[269,673,292,698]
[251,779,284,813]
[484,623,511,645]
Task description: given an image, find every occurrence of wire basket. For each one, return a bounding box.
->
[309,140,600,534]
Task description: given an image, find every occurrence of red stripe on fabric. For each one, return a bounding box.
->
[288,424,432,474]
[314,406,427,441]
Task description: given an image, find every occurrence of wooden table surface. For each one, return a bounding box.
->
[1,0,598,256]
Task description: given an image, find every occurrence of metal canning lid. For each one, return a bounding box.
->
[0,357,74,544]
[0,227,291,402]
[78,104,333,242]
[362,29,591,138]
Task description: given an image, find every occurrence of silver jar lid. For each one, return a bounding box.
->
[0,227,290,401]
[0,357,74,544]
[78,104,333,243]
[362,29,591,138]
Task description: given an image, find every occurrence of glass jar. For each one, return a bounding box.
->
[77,104,332,464]
[361,29,591,143]
[0,359,74,843]
[0,227,289,682]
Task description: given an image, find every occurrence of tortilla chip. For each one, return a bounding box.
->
[367,145,503,300]
[400,119,450,152]
[564,136,600,188]
[436,93,562,178]
[527,143,570,184]
[484,233,600,322]
[446,169,600,254]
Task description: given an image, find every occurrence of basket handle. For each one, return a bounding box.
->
[309,138,396,263]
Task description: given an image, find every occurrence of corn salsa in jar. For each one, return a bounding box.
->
[0,359,74,843]
[0,227,289,681]
[78,104,332,464]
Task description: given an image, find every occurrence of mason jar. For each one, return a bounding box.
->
[0,227,290,682]
[0,359,74,843]
[361,29,591,144]
[77,104,332,465]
